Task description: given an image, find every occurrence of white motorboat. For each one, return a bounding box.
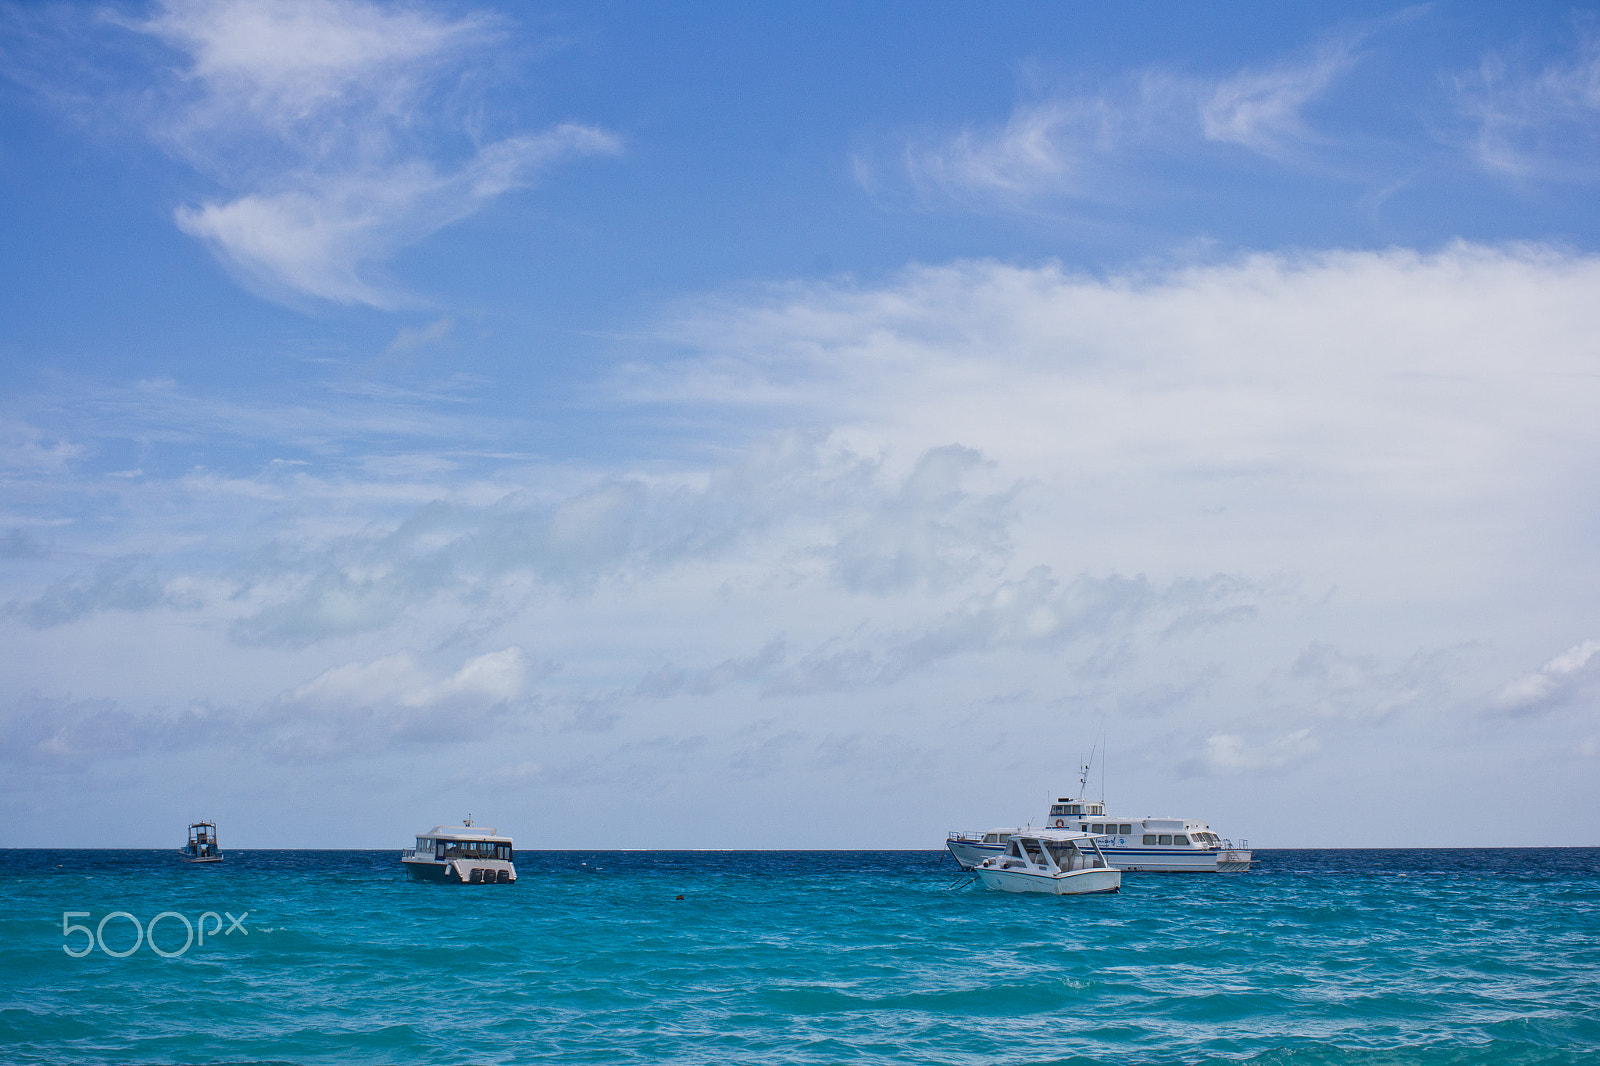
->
[401,817,516,884]
[972,830,1121,895]
[180,821,223,863]
[947,770,1252,873]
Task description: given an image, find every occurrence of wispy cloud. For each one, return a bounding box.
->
[32,0,624,306]
[1456,31,1600,180]
[170,123,619,306]
[1201,43,1354,158]
[879,40,1359,209]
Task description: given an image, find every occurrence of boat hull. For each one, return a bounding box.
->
[402,857,516,884]
[974,866,1121,895]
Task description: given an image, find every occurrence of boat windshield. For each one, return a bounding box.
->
[434,839,513,861]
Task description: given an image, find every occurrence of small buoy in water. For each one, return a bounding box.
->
[675,895,684,900]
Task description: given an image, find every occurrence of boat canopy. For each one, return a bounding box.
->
[418,824,513,844]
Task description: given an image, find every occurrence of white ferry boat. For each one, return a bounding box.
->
[180,821,223,863]
[948,786,1251,873]
[401,818,516,884]
[972,829,1121,895]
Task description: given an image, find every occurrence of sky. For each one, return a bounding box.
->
[2,0,1599,849]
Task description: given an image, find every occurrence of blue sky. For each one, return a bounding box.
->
[3,0,1600,847]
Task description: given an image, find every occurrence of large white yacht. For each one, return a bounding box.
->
[401,818,516,884]
[948,779,1251,873]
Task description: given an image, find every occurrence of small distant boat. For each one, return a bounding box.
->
[401,817,516,884]
[180,821,223,863]
[973,830,1121,895]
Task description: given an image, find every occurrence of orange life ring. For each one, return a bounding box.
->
[1054,819,1065,828]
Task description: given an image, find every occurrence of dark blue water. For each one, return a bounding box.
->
[2,849,1597,1064]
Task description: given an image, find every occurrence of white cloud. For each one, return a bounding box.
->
[287,645,529,710]
[173,125,620,306]
[1491,639,1600,717]
[644,245,1600,531]
[1200,728,1317,775]
[127,0,622,305]
[140,0,490,125]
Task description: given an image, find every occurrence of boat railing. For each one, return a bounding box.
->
[1217,838,1252,868]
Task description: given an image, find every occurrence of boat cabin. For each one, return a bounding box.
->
[1048,799,1106,819]
[412,832,515,862]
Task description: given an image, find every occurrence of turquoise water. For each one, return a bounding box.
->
[2,849,1597,1064]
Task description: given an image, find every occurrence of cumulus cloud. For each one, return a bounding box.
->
[647,245,1600,525]
[122,0,621,305]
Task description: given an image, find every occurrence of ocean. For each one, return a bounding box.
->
[2,848,1597,1064]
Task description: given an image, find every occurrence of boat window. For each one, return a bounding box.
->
[1174,835,1190,846]
[1158,834,1173,845]
[983,833,999,843]
[1118,824,1131,834]
[1079,824,1088,831]
[1143,835,1157,845]
[1091,823,1104,833]
[1049,805,1067,816]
